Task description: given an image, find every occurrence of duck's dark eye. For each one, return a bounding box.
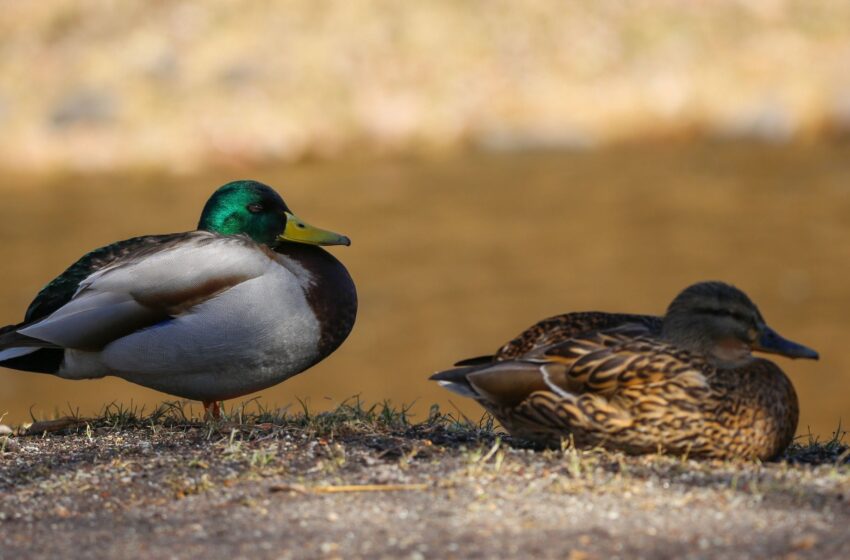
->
[247,203,263,214]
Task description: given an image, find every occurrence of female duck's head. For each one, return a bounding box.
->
[197,180,350,247]
[661,281,819,368]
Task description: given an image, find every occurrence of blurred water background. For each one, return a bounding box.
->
[0,1,847,437]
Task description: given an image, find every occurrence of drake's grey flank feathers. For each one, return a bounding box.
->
[0,180,357,416]
[431,282,817,460]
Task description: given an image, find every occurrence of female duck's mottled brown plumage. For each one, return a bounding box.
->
[432,282,818,460]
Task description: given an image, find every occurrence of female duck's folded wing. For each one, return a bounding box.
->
[433,330,631,404]
[450,312,663,368]
[13,233,271,351]
[452,332,711,407]
[537,334,711,397]
[460,336,712,440]
[495,312,663,360]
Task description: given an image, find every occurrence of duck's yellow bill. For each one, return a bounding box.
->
[279,212,351,246]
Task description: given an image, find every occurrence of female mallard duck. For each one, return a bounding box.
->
[0,180,357,417]
[431,282,818,460]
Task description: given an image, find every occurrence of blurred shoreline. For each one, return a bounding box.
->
[0,0,848,172]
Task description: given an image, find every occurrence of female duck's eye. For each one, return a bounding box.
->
[247,203,263,214]
[747,328,758,342]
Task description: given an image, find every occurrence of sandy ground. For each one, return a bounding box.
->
[1,406,849,560]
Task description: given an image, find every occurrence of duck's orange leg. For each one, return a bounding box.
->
[202,400,221,420]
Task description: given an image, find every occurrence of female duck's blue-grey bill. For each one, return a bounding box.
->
[755,326,819,360]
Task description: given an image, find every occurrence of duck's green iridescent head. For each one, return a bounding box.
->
[197,180,350,247]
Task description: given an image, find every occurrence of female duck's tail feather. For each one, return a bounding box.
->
[430,365,489,398]
[431,360,566,408]
[453,355,495,367]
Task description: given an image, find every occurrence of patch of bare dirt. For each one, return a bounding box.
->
[1,404,848,559]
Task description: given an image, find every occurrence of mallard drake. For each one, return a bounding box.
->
[431,282,818,460]
[0,180,357,417]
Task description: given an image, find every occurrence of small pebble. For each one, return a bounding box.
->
[320,542,339,554]
[0,436,19,452]
[790,534,818,550]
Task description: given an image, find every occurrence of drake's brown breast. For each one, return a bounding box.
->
[278,244,358,362]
